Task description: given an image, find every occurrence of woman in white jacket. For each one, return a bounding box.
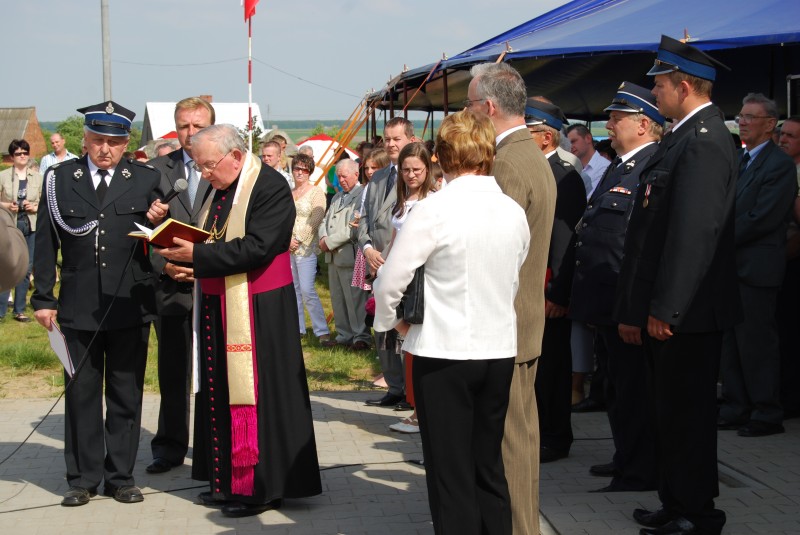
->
[373,110,530,534]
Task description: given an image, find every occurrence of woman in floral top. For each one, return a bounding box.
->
[289,153,331,342]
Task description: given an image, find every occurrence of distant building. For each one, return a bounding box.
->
[139,95,265,146]
[0,107,46,164]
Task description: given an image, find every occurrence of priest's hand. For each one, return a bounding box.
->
[156,237,194,263]
[165,262,195,283]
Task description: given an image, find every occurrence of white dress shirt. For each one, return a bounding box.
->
[373,175,530,360]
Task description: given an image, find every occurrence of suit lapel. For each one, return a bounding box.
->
[737,142,774,198]
[101,162,134,209]
[70,160,100,209]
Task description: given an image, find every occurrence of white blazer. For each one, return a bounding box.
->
[373,175,530,360]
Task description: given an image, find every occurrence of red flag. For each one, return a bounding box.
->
[244,0,259,21]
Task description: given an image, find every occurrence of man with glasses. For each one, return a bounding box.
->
[154,124,321,517]
[522,99,586,467]
[32,101,163,507]
[467,62,556,535]
[145,96,215,476]
[614,36,740,535]
[718,93,796,438]
[319,159,371,351]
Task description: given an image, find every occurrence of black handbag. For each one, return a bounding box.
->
[396,265,425,324]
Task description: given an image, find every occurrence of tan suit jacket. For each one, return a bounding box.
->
[493,127,556,363]
[0,166,43,230]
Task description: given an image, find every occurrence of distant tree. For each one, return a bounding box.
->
[237,115,264,153]
[127,127,142,152]
[310,122,342,138]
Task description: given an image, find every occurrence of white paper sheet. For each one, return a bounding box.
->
[47,322,74,377]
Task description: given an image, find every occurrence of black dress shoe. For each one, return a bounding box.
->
[590,480,657,493]
[716,417,746,430]
[540,446,569,463]
[571,398,605,413]
[103,484,144,504]
[589,462,618,477]
[737,419,785,437]
[394,400,414,411]
[634,508,676,528]
[196,491,231,507]
[146,457,178,474]
[61,486,96,507]
[639,517,701,534]
[221,499,282,517]
[365,393,404,407]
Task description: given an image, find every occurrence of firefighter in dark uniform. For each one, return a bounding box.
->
[32,101,163,507]
[614,37,741,535]
[569,82,664,493]
[523,99,587,463]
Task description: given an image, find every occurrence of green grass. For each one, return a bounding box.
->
[0,261,380,397]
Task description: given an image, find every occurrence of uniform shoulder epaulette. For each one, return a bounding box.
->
[128,159,156,170]
[559,160,574,169]
[51,159,78,170]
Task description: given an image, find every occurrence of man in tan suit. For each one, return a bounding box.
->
[467,62,556,534]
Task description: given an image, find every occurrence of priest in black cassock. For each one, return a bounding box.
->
[154,123,321,518]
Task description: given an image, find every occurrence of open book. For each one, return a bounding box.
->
[128,218,210,248]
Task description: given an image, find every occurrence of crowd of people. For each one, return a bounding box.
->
[0,31,797,534]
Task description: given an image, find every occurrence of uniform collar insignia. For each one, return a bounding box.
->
[700,127,708,133]
[121,168,131,179]
[73,168,83,180]
[625,159,636,170]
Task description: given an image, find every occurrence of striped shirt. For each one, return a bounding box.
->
[39,151,79,175]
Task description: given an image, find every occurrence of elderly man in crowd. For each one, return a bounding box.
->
[146,96,215,476]
[523,99,586,465]
[778,116,800,418]
[466,62,556,535]
[39,132,78,174]
[319,158,371,350]
[154,124,321,518]
[359,117,416,408]
[32,101,162,507]
[571,82,663,492]
[614,36,740,535]
[718,93,796,437]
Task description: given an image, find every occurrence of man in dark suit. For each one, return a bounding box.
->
[718,93,796,437]
[467,62,557,535]
[570,82,663,492]
[358,117,415,408]
[614,36,741,535]
[522,99,586,464]
[145,97,214,474]
[32,101,162,506]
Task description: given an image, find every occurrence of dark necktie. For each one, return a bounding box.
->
[96,169,109,203]
[339,192,349,209]
[385,166,397,200]
[739,152,751,175]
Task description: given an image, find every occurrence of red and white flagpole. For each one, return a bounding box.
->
[244,0,259,152]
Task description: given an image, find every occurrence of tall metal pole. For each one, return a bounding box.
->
[101,0,112,100]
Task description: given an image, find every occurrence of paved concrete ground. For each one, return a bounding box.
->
[0,392,797,534]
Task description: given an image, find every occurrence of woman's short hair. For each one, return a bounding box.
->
[365,148,390,170]
[436,110,495,176]
[8,139,30,155]
[292,153,315,174]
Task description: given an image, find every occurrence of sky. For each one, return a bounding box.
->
[2,0,569,123]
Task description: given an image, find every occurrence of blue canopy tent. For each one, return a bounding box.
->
[370,0,800,121]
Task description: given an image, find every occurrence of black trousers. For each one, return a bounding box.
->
[535,317,573,452]
[646,332,725,533]
[414,356,514,535]
[62,324,149,491]
[597,325,656,490]
[777,257,800,416]
[151,313,192,464]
